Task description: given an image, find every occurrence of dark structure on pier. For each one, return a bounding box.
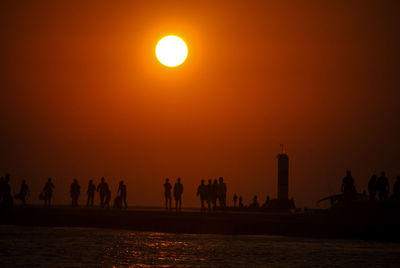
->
[277,153,289,200]
[265,148,295,211]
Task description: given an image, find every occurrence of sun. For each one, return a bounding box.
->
[156,36,188,67]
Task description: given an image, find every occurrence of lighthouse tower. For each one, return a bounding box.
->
[277,149,289,200]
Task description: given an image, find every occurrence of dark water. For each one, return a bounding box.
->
[1,225,400,267]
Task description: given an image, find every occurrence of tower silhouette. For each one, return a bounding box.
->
[277,149,289,200]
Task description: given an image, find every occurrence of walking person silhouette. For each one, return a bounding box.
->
[15,180,30,206]
[196,180,207,211]
[70,179,80,207]
[173,178,183,210]
[164,178,172,210]
[97,177,109,208]
[377,172,390,200]
[43,178,54,208]
[218,177,227,208]
[250,195,259,208]
[239,196,243,208]
[87,180,96,208]
[118,180,128,209]
[341,170,356,202]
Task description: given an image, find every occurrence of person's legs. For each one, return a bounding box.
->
[90,193,94,207]
[100,194,105,208]
[123,194,127,208]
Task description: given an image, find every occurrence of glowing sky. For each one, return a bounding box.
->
[1,1,400,207]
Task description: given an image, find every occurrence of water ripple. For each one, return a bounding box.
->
[0,225,399,267]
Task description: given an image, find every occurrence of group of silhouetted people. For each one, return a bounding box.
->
[341,170,400,202]
[68,177,128,209]
[67,177,128,209]
[163,177,228,211]
[232,194,244,208]
[1,174,31,208]
[196,177,227,211]
[3,170,400,211]
[164,178,184,210]
[367,172,399,201]
[85,178,127,209]
[0,174,128,209]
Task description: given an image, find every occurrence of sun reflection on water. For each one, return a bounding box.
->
[103,232,198,267]
[1,226,399,267]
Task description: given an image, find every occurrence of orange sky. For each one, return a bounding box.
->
[1,0,400,207]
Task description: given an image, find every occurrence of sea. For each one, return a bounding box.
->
[0,225,400,267]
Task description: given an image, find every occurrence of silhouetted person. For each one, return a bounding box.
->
[341,170,356,202]
[173,178,183,210]
[250,195,259,208]
[262,195,270,208]
[368,174,377,200]
[196,180,207,211]
[211,179,218,209]
[118,180,127,209]
[87,180,96,208]
[238,196,243,208]
[233,194,238,208]
[15,180,30,206]
[361,190,368,200]
[205,179,213,211]
[391,176,400,201]
[70,179,80,207]
[218,177,227,208]
[2,174,13,208]
[377,172,390,200]
[43,178,54,208]
[97,177,109,208]
[164,178,172,210]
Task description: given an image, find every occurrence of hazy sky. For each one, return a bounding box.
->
[1,0,400,207]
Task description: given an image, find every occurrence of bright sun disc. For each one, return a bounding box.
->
[156,36,188,67]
